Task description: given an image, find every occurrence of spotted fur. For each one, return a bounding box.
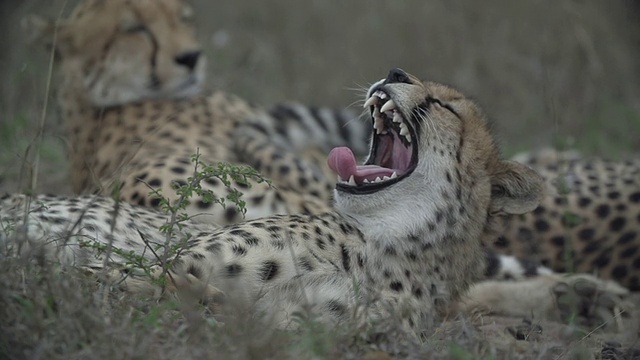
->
[25,0,369,226]
[495,149,640,290]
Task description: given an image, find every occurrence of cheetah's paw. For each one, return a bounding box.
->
[459,273,630,329]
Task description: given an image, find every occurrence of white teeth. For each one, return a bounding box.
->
[380,100,395,113]
[339,175,357,186]
[363,172,398,185]
[374,115,385,134]
[373,90,387,99]
[399,123,409,136]
[368,92,411,142]
[373,106,387,134]
[348,175,356,186]
[399,123,412,143]
[363,96,378,108]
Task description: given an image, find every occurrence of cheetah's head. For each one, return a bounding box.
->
[329,69,543,243]
[24,0,205,107]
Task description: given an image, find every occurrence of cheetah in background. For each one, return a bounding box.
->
[496,149,640,291]
[24,0,370,225]
[1,69,628,333]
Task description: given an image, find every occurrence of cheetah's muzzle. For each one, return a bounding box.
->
[328,89,417,194]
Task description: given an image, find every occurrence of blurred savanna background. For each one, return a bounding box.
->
[1,2,640,358]
[0,0,639,195]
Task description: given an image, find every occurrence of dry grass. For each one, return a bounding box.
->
[1,0,639,359]
[3,247,637,359]
[0,247,434,359]
[1,0,639,194]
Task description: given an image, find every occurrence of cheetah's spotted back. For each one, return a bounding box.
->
[497,150,640,290]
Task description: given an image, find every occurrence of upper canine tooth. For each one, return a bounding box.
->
[363,96,378,108]
[380,100,396,113]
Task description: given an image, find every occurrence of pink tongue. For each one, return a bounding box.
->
[327,147,397,182]
[327,147,357,180]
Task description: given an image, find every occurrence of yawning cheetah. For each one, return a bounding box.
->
[2,69,628,333]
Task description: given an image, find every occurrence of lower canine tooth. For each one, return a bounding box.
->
[348,175,356,186]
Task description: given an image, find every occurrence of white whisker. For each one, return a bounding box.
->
[346,81,372,95]
[345,98,366,109]
[342,109,368,128]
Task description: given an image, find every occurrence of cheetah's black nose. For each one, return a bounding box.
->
[385,68,410,84]
[175,50,202,71]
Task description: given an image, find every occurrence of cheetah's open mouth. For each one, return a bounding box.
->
[328,90,417,194]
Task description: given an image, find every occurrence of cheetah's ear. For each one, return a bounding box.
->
[21,14,73,54]
[489,160,544,216]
